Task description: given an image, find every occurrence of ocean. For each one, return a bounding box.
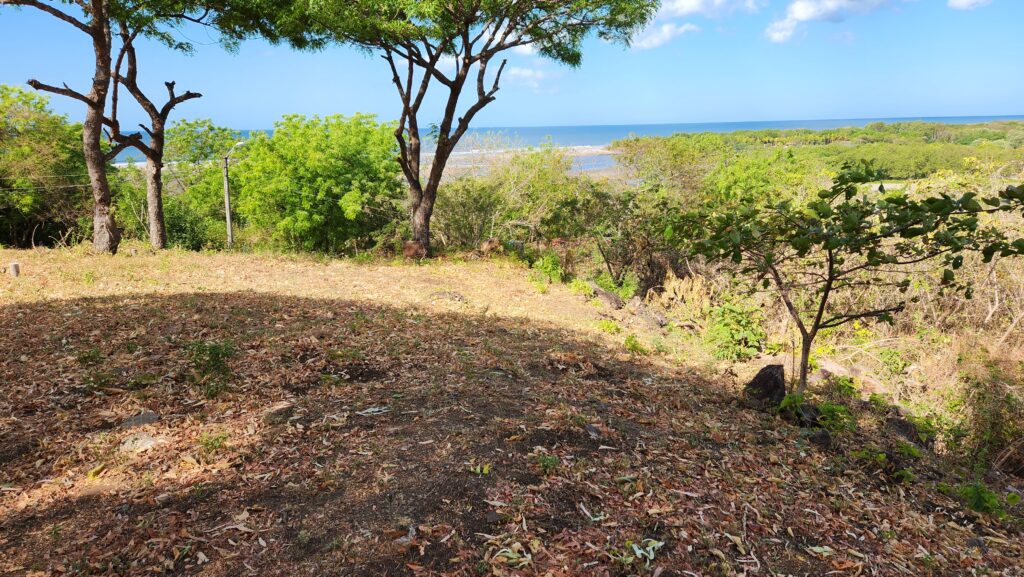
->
[468,115,1024,147]
[116,115,1024,170]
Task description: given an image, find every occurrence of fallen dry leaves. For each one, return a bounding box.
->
[0,248,1021,576]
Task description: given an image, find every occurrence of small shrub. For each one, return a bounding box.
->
[187,340,235,380]
[531,252,565,285]
[892,468,916,484]
[594,270,639,301]
[125,373,157,391]
[202,381,229,399]
[84,370,115,392]
[568,277,595,297]
[958,481,1003,516]
[896,441,922,460]
[706,300,766,361]
[76,348,103,366]
[779,393,804,413]
[833,376,858,398]
[851,446,888,468]
[868,393,891,411]
[595,319,622,334]
[908,415,939,445]
[953,367,1024,469]
[534,454,560,475]
[879,348,909,377]
[624,334,648,355]
[198,432,228,455]
[818,402,856,433]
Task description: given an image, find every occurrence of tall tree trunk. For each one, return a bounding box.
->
[145,126,167,249]
[86,8,118,254]
[83,95,119,255]
[145,157,167,249]
[411,189,435,249]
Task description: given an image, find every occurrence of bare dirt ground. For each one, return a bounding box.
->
[1,247,1021,576]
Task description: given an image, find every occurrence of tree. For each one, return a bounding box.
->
[280,0,658,253]
[1,0,134,252]
[107,21,202,249]
[0,0,278,253]
[680,163,1024,395]
[0,84,90,247]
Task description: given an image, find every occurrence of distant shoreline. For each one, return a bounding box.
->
[114,115,1024,164]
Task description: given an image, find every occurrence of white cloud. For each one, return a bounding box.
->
[659,0,762,18]
[948,0,992,9]
[765,0,890,43]
[512,44,537,56]
[634,22,702,50]
[765,0,993,42]
[506,66,561,91]
[636,0,755,50]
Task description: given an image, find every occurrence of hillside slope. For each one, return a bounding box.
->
[1,248,1021,576]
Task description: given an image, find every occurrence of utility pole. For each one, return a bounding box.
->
[222,141,245,249]
[222,155,234,248]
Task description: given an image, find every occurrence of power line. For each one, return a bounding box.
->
[0,184,90,195]
[2,172,92,180]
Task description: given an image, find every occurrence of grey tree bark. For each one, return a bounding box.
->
[109,26,200,250]
[15,0,128,253]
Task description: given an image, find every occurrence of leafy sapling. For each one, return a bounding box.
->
[680,164,1024,394]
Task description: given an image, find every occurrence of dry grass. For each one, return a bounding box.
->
[1,246,1022,577]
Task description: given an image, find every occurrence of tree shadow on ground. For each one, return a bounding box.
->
[0,292,710,576]
[1,292,1019,576]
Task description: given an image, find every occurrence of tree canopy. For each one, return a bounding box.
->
[265,0,659,251]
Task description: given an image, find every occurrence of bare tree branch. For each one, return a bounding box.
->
[26,79,95,107]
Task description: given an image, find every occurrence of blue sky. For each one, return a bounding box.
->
[0,0,1020,129]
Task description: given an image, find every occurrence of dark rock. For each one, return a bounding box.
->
[743,365,786,409]
[485,511,503,524]
[803,428,832,449]
[588,282,624,310]
[121,411,159,429]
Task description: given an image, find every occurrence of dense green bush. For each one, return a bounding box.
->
[433,178,504,248]
[615,132,733,197]
[435,147,610,250]
[235,114,404,254]
[0,85,90,247]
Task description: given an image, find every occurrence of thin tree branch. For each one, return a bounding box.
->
[26,79,95,107]
[1,0,91,35]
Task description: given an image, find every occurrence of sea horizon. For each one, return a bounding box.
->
[115,114,1024,165]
